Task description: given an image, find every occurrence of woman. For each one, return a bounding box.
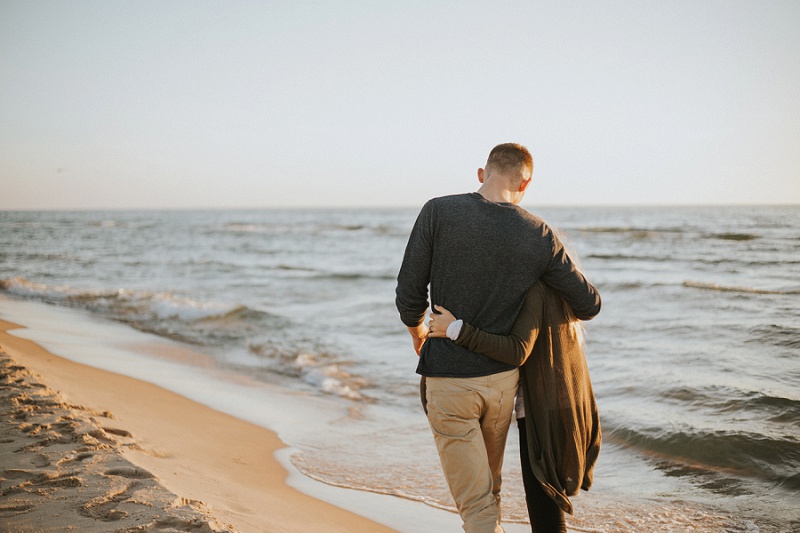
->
[427,281,601,533]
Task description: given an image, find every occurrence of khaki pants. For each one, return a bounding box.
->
[425,369,519,533]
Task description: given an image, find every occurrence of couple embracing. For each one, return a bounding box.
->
[396,143,602,533]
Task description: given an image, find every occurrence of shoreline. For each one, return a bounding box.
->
[0,300,775,532]
[4,295,769,532]
[0,317,399,532]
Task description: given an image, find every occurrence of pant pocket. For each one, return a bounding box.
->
[427,389,480,440]
[493,384,518,431]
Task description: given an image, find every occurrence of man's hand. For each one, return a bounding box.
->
[407,324,429,355]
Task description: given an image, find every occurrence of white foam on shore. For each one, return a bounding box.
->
[0,296,534,532]
[275,447,510,533]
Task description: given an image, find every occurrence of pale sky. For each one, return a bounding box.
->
[1,1,798,209]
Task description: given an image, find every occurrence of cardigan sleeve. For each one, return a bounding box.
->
[454,282,546,367]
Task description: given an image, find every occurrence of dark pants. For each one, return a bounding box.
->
[518,417,566,533]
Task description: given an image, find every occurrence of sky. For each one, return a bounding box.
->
[1,1,798,209]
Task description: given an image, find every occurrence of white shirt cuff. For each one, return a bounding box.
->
[446,319,463,340]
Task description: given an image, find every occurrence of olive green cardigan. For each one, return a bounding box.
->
[456,281,601,515]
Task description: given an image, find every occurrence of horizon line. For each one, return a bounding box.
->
[2,202,799,212]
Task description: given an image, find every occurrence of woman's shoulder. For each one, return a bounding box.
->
[526,280,549,300]
[520,282,548,318]
[526,281,572,320]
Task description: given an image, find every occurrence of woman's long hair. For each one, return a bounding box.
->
[553,227,586,347]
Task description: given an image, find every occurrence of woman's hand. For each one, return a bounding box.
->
[428,305,457,338]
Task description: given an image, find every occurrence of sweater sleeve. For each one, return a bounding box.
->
[395,201,434,327]
[454,283,546,367]
[540,230,602,320]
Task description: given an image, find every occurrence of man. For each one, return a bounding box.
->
[395,143,601,533]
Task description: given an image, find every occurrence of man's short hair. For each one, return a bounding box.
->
[486,143,533,183]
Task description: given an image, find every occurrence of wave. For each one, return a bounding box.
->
[0,276,278,345]
[267,266,396,281]
[1,276,373,402]
[660,386,800,424]
[294,352,369,401]
[0,251,86,263]
[588,253,673,262]
[87,219,123,228]
[222,223,270,233]
[683,280,800,295]
[697,256,800,267]
[706,232,759,241]
[265,266,396,281]
[1,277,116,303]
[274,264,318,273]
[605,425,800,490]
[247,342,370,402]
[747,324,800,349]
[575,227,764,243]
[576,226,683,235]
[330,223,365,231]
[590,281,650,293]
[220,221,376,235]
[1,276,239,321]
[318,272,397,281]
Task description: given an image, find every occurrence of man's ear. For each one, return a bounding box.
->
[477,167,485,183]
[519,178,532,193]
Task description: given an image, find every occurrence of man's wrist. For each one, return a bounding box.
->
[408,324,427,338]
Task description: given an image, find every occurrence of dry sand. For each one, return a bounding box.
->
[0,319,398,533]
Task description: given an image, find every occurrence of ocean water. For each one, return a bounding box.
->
[1,205,798,532]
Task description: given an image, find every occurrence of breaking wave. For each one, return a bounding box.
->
[246,341,370,401]
[0,276,277,345]
[1,276,373,402]
[682,280,800,295]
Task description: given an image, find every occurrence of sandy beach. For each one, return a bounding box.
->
[0,318,398,533]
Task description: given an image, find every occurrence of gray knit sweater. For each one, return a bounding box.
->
[396,193,601,377]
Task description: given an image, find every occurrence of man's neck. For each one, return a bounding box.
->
[476,184,518,204]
